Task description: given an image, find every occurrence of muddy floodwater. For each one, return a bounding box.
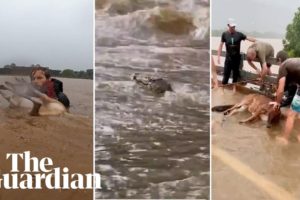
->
[212,88,300,200]
[0,76,93,117]
[95,0,210,199]
[0,76,93,200]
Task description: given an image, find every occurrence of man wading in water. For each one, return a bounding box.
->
[217,18,256,93]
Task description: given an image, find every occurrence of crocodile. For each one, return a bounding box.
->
[132,73,173,94]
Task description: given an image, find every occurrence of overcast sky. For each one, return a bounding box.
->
[0,0,93,70]
[212,0,299,37]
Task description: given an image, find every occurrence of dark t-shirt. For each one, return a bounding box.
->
[278,58,300,86]
[221,31,246,57]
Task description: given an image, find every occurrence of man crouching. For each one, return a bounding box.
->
[272,53,300,145]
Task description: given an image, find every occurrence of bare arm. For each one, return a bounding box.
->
[247,60,260,75]
[217,42,224,64]
[39,93,56,103]
[260,62,269,80]
[276,77,286,104]
[246,37,256,42]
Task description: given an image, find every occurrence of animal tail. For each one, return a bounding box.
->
[212,104,234,112]
[131,73,138,80]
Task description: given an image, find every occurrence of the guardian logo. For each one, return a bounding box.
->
[0,151,101,189]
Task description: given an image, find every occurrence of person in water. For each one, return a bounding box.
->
[30,66,70,109]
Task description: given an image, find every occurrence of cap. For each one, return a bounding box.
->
[227,18,237,27]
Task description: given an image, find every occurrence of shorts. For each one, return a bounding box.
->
[291,89,300,113]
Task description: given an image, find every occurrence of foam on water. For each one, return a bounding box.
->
[95,0,209,198]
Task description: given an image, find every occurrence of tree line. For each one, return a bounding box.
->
[283,7,300,57]
[0,64,93,80]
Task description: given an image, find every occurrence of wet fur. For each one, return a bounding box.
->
[222,94,280,127]
[0,80,67,116]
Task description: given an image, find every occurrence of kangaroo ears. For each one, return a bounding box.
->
[0,85,8,90]
[131,73,139,80]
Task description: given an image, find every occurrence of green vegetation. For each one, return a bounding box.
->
[283,7,300,57]
[212,29,283,39]
[61,69,75,78]
[0,64,93,79]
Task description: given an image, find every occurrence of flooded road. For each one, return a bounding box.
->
[212,88,300,200]
[95,0,210,199]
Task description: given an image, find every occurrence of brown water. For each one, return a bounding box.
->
[212,88,300,200]
[95,0,210,199]
[0,76,93,200]
[0,76,93,117]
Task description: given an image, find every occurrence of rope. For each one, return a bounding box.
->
[217,78,259,87]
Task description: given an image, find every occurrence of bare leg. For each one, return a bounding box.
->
[226,108,241,117]
[224,103,241,115]
[276,109,297,145]
[239,112,260,123]
[297,136,300,144]
[29,103,41,116]
[224,103,247,116]
[282,109,296,139]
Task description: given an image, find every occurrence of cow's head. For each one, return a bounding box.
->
[267,107,281,128]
